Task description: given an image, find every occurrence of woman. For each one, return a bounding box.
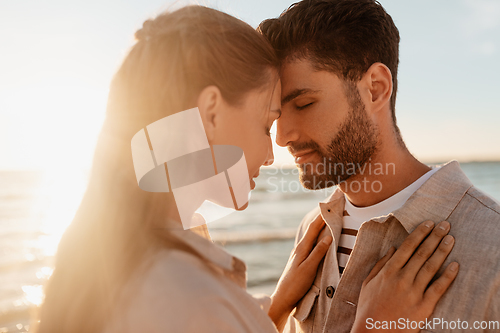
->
[34,6,458,333]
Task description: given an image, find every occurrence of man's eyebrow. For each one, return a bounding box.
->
[281,89,320,105]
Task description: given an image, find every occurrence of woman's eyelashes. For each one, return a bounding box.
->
[296,102,314,110]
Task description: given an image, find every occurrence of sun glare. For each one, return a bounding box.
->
[9,79,108,257]
[21,285,44,307]
[33,167,90,257]
[1,77,107,170]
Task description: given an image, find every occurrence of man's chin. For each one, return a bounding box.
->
[298,171,351,190]
[299,173,336,190]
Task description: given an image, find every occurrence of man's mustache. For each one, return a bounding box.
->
[288,140,322,155]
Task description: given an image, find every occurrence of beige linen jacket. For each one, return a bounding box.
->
[103,221,278,333]
[285,161,500,333]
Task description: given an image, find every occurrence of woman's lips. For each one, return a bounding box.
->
[294,150,316,164]
[250,178,256,189]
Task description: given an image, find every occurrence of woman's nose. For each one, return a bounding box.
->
[263,137,274,166]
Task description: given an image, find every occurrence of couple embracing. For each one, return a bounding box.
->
[36,1,500,333]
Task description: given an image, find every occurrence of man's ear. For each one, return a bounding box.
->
[359,62,393,115]
[197,85,223,142]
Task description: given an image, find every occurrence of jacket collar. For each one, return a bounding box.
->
[320,160,473,234]
[388,160,473,233]
[164,219,247,288]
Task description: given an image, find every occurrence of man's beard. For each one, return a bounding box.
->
[292,83,378,190]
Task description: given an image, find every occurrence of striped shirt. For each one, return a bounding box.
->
[337,167,439,275]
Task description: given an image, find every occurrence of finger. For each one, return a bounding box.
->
[402,221,451,278]
[295,214,326,259]
[414,235,455,289]
[384,220,435,273]
[423,261,459,308]
[364,247,396,286]
[301,235,333,272]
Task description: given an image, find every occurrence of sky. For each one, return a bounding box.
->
[0,0,499,171]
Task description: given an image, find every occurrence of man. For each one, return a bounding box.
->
[259,0,500,332]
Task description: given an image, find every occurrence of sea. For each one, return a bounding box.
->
[1,161,499,331]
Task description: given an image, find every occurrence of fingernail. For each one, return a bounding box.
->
[443,235,454,245]
[424,221,434,228]
[322,236,333,245]
[450,262,459,272]
[438,221,450,231]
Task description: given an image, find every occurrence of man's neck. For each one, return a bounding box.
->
[339,146,431,207]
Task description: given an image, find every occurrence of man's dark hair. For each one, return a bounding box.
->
[259,0,402,138]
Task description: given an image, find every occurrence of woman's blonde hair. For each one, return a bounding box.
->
[35,6,278,333]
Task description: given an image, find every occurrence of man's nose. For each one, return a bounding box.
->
[276,112,299,147]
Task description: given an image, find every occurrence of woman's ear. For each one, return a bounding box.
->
[197,85,223,142]
[359,62,393,115]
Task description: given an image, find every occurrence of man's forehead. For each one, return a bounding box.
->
[280,59,344,102]
[280,60,315,94]
[280,58,316,79]
[280,63,325,105]
[280,59,334,88]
